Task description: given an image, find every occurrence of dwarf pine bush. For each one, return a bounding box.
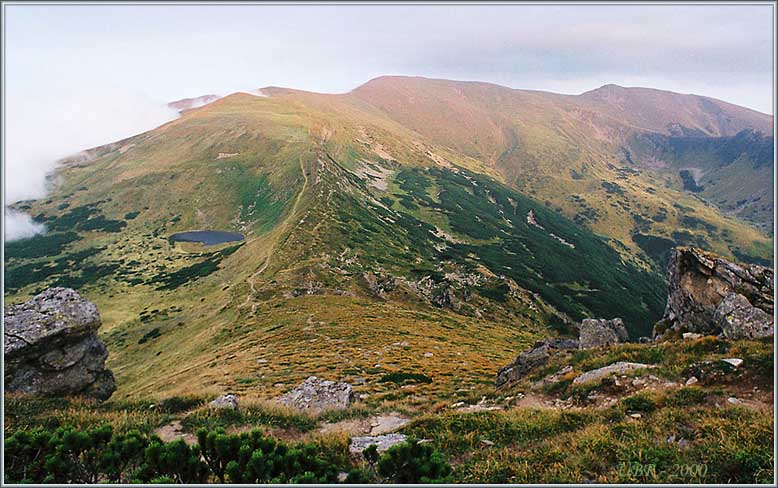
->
[4,424,451,484]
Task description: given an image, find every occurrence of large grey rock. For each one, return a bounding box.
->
[210,394,239,410]
[654,247,773,338]
[579,318,628,349]
[350,434,408,454]
[572,362,653,384]
[495,338,579,388]
[278,376,354,412]
[4,288,116,400]
[713,293,774,339]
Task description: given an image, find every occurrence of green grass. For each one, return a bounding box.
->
[179,404,319,433]
[3,396,173,436]
[3,335,773,484]
[219,166,291,233]
[404,167,666,336]
[403,402,772,483]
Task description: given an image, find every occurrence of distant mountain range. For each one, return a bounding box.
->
[5,76,773,399]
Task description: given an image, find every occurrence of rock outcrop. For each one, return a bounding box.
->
[578,318,628,349]
[654,247,773,339]
[713,293,774,339]
[4,288,116,400]
[278,376,354,412]
[349,434,408,454]
[572,361,653,384]
[210,394,239,410]
[495,338,579,387]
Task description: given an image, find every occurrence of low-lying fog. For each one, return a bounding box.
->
[4,87,179,242]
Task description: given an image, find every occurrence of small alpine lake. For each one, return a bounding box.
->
[169,230,245,246]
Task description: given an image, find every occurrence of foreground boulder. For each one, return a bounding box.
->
[278,376,354,412]
[654,247,773,339]
[578,318,628,349]
[495,338,579,388]
[4,288,116,400]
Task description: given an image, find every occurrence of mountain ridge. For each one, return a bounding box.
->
[4,74,773,401]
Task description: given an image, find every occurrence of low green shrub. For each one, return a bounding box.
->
[4,425,150,484]
[620,393,657,413]
[138,438,209,483]
[379,372,433,385]
[347,439,452,483]
[4,423,451,484]
[376,438,452,483]
[204,429,341,483]
[663,387,707,408]
[158,396,205,414]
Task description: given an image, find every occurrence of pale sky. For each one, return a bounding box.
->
[2,3,775,240]
[5,3,775,111]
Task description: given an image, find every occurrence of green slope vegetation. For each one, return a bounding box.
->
[627,129,774,235]
[356,77,772,257]
[2,78,772,401]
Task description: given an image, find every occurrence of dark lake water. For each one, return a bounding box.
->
[169,230,245,246]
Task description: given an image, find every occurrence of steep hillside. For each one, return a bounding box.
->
[7,90,662,400]
[296,76,774,264]
[3,77,773,400]
[626,129,774,235]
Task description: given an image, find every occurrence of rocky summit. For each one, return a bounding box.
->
[3,288,116,400]
[654,247,774,339]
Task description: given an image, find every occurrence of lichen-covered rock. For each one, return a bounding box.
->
[349,434,408,454]
[4,288,115,400]
[210,394,239,410]
[495,338,579,388]
[278,376,354,412]
[572,362,653,384]
[713,293,773,339]
[578,318,628,349]
[654,247,773,338]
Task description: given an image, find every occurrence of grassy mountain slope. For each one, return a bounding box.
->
[7,89,660,401]
[577,83,773,137]
[3,77,773,402]
[627,129,774,235]
[342,76,773,264]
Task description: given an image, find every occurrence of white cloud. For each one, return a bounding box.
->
[4,208,46,242]
[4,85,179,241]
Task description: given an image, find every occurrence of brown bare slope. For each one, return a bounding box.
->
[578,83,773,137]
[279,76,772,263]
[347,77,772,175]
